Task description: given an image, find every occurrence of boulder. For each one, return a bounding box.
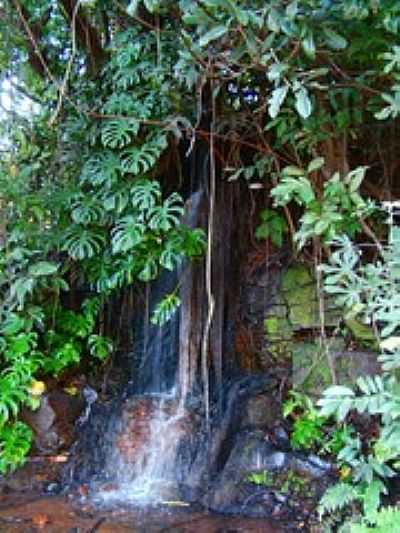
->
[203,429,333,518]
[21,391,84,454]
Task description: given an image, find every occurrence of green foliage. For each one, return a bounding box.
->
[0,422,33,474]
[255,208,288,248]
[319,482,360,519]
[272,164,375,248]
[283,391,326,450]
[291,415,324,450]
[316,221,400,527]
[345,506,400,533]
[246,470,273,486]
[151,293,181,326]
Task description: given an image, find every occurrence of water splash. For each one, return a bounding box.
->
[94,394,192,505]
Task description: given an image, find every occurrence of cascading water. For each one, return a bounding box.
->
[61,150,329,530]
[85,190,206,506]
[66,175,252,507]
[94,395,194,504]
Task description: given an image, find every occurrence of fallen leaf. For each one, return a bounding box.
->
[29,380,46,396]
[64,386,79,396]
[32,514,50,527]
[49,455,69,463]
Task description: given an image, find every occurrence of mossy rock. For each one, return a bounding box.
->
[292,338,346,394]
[344,317,378,348]
[265,316,293,341]
[282,264,340,330]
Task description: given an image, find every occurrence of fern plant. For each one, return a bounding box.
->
[345,506,400,532]
[317,223,400,527]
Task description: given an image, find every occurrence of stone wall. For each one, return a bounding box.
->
[259,262,380,395]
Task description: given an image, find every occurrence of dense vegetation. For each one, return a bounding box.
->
[2,0,400,529]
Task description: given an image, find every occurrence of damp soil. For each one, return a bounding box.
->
[0,493,304,532]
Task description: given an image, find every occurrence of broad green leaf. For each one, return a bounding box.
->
[286,1,298,19]
[295,87,312,119]
[267,9,281,32]
[28,262,58,277]
[268,85,289,119]
[199,25,228,47]
[307,157,324,173]
[127,0,140,15]
[282,165,304,177]
[302,34,316,60]
[323,28,348,50]
[322,385,355,397]
[381,337,400,351]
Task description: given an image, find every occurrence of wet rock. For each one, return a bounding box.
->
[203,428,333,520]
[45,483,61,494]
[202,430,289,513]
[0,458,63,494]
[21,391,84,454]
[20,396,58,453]
[240,393,281,430]
[289,454,333,480]
[268,426,291,451]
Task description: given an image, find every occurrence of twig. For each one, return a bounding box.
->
[12,0,82,119]
[201,73,217,430]
[50,0,81,125]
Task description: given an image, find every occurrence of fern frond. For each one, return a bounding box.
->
[344,506,400,532]
[319,482,360,519]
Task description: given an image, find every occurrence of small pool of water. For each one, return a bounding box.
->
[0,494,294,532]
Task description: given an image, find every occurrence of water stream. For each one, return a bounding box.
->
[94,394,191,505]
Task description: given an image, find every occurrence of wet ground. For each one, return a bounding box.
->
[0,493,294,533]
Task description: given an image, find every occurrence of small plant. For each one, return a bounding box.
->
[0,422,33,474]
[344,506,400,532]
[283,391,326,450]
[255,208,288,248]
[246,470,273,486]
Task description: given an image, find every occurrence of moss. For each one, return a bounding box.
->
[246,468,316,498]
[281,264,341,329]
[344,317,378,348]
[282,264,314,292]
[265,316,293,340]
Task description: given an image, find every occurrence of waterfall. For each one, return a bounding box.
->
[90,190,206,505]
[94,395,192,504]
[66,172,252,506]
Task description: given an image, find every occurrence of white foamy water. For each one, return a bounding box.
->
[94,395,189,505]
